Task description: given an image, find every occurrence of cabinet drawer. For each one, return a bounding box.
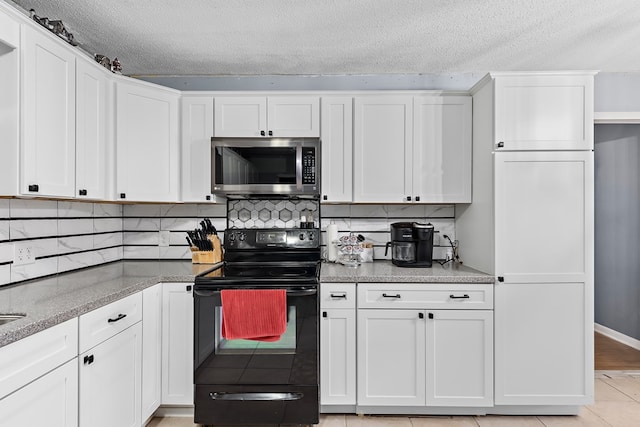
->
[357,283,493,310]
[79,292,142,353]
[320,283,356,309]
[0,318,78,400]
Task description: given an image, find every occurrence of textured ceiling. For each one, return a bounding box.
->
[8,0,640,76]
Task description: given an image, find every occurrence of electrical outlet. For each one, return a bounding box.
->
[159,230,170,247]
[13,244,35,266]
[433,232,441,246]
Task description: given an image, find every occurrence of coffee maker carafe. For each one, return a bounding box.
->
[385,222,434,267]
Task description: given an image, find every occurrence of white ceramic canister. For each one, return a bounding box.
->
[326,222,339,262]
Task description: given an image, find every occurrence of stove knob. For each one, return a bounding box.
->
[309,232,315,241]
[239,233,246,242]
[228,233,236,241]
[299,233,305,241]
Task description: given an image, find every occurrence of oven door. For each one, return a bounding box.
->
[193,285,318,425]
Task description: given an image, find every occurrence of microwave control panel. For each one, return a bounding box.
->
[302,147,316,184]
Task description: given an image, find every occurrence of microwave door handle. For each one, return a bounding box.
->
[296,142,303,190]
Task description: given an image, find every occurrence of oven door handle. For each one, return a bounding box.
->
[194,288,317,297]
[210,391,304,401]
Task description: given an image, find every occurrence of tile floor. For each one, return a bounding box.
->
[148,371,640,427]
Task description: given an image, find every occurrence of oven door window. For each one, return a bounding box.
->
[215,147,297,185]
[214,306,297,354]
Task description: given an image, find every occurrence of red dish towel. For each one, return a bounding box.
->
[221,289,287,342]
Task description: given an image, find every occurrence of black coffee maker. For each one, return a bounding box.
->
[385,222,434,267]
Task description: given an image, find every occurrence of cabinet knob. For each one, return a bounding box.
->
[268,130,273,136]
[497,141,505,148]
[79,189,87,196]
[323,195,328,201]
[428,313,434,319]
[418,312,424,319]
[406,196,412,202]
[415,196,420,202]
[120,193,126,199]
[260,130,266,136]
[83,354,95,365]
[497,276,504,283]
[206,195,211,201]
[28,184,39,192]
[322,311,327,318]
[186,285,192,292]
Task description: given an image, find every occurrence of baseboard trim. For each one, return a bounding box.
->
[595,323,640,351]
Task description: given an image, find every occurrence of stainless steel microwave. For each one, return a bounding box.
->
[211,137,320,195]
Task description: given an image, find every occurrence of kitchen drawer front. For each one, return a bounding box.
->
[357,283,493,310]
[79,292,142,353]
[0,317,78,400]
[320,283,356,309]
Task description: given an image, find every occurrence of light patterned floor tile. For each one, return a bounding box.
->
[537,407,610,427]
[319,414,347,427]
[475,415,545,427]
[602,375,640,401]
[410,415,479,426]
[587,401,640,427]
[594,378,635,402]
[146,416,198,426]
[345,414,413,426]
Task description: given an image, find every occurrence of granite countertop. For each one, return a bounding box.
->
[0,260,215,349]
[320,260,494,284]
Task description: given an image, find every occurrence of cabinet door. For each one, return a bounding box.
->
[495,282,593,405]
[182,96,214,202]
[79,322,142,427]
[214,96,266,137]
[494,74,594,151]
[494,151,594,283]
[116,81,179,202]
[267,96,320,137]
[21,25,76,197]
[0,358,78,427]
[76,58,108,200]
[320,308,356,406]
[425,310,493,407]
[413,96,471,203]
[162,283,194,405]
[357,309,425,406]
[320,96,353,202]
[354,96,413,202]
[142,284,163,421]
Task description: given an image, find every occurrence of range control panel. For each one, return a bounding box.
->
[225,228,319,249]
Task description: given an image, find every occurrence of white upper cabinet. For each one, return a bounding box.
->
[354,96,413,203]
[181,95,214,202]
[214,96,319,137]
[320,96,353,202]
[21,25,76,198]
[494,150,593,282]
[75,58,110,200]
[493,73,595,151]
[116,80,180,202]
[413,95,472,203]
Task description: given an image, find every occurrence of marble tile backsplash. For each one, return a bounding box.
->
[0,199,457,287]
[0,199,123,286]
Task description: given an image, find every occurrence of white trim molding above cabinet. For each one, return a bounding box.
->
[214,96,320,137]
[116,80,180,202]
[353,94,472,203]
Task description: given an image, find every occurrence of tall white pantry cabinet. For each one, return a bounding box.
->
[457,72,595,412]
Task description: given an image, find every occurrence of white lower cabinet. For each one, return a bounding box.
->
[426,310,493,407]
[79,322,142,427]
[320,283,356,406]
[142,284,163,420]
[0,358,78,427]
[162,282,194,405]
[355,283,494,410]
[357,309,426,406]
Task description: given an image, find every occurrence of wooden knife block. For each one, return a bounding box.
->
[191,235,224,264]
